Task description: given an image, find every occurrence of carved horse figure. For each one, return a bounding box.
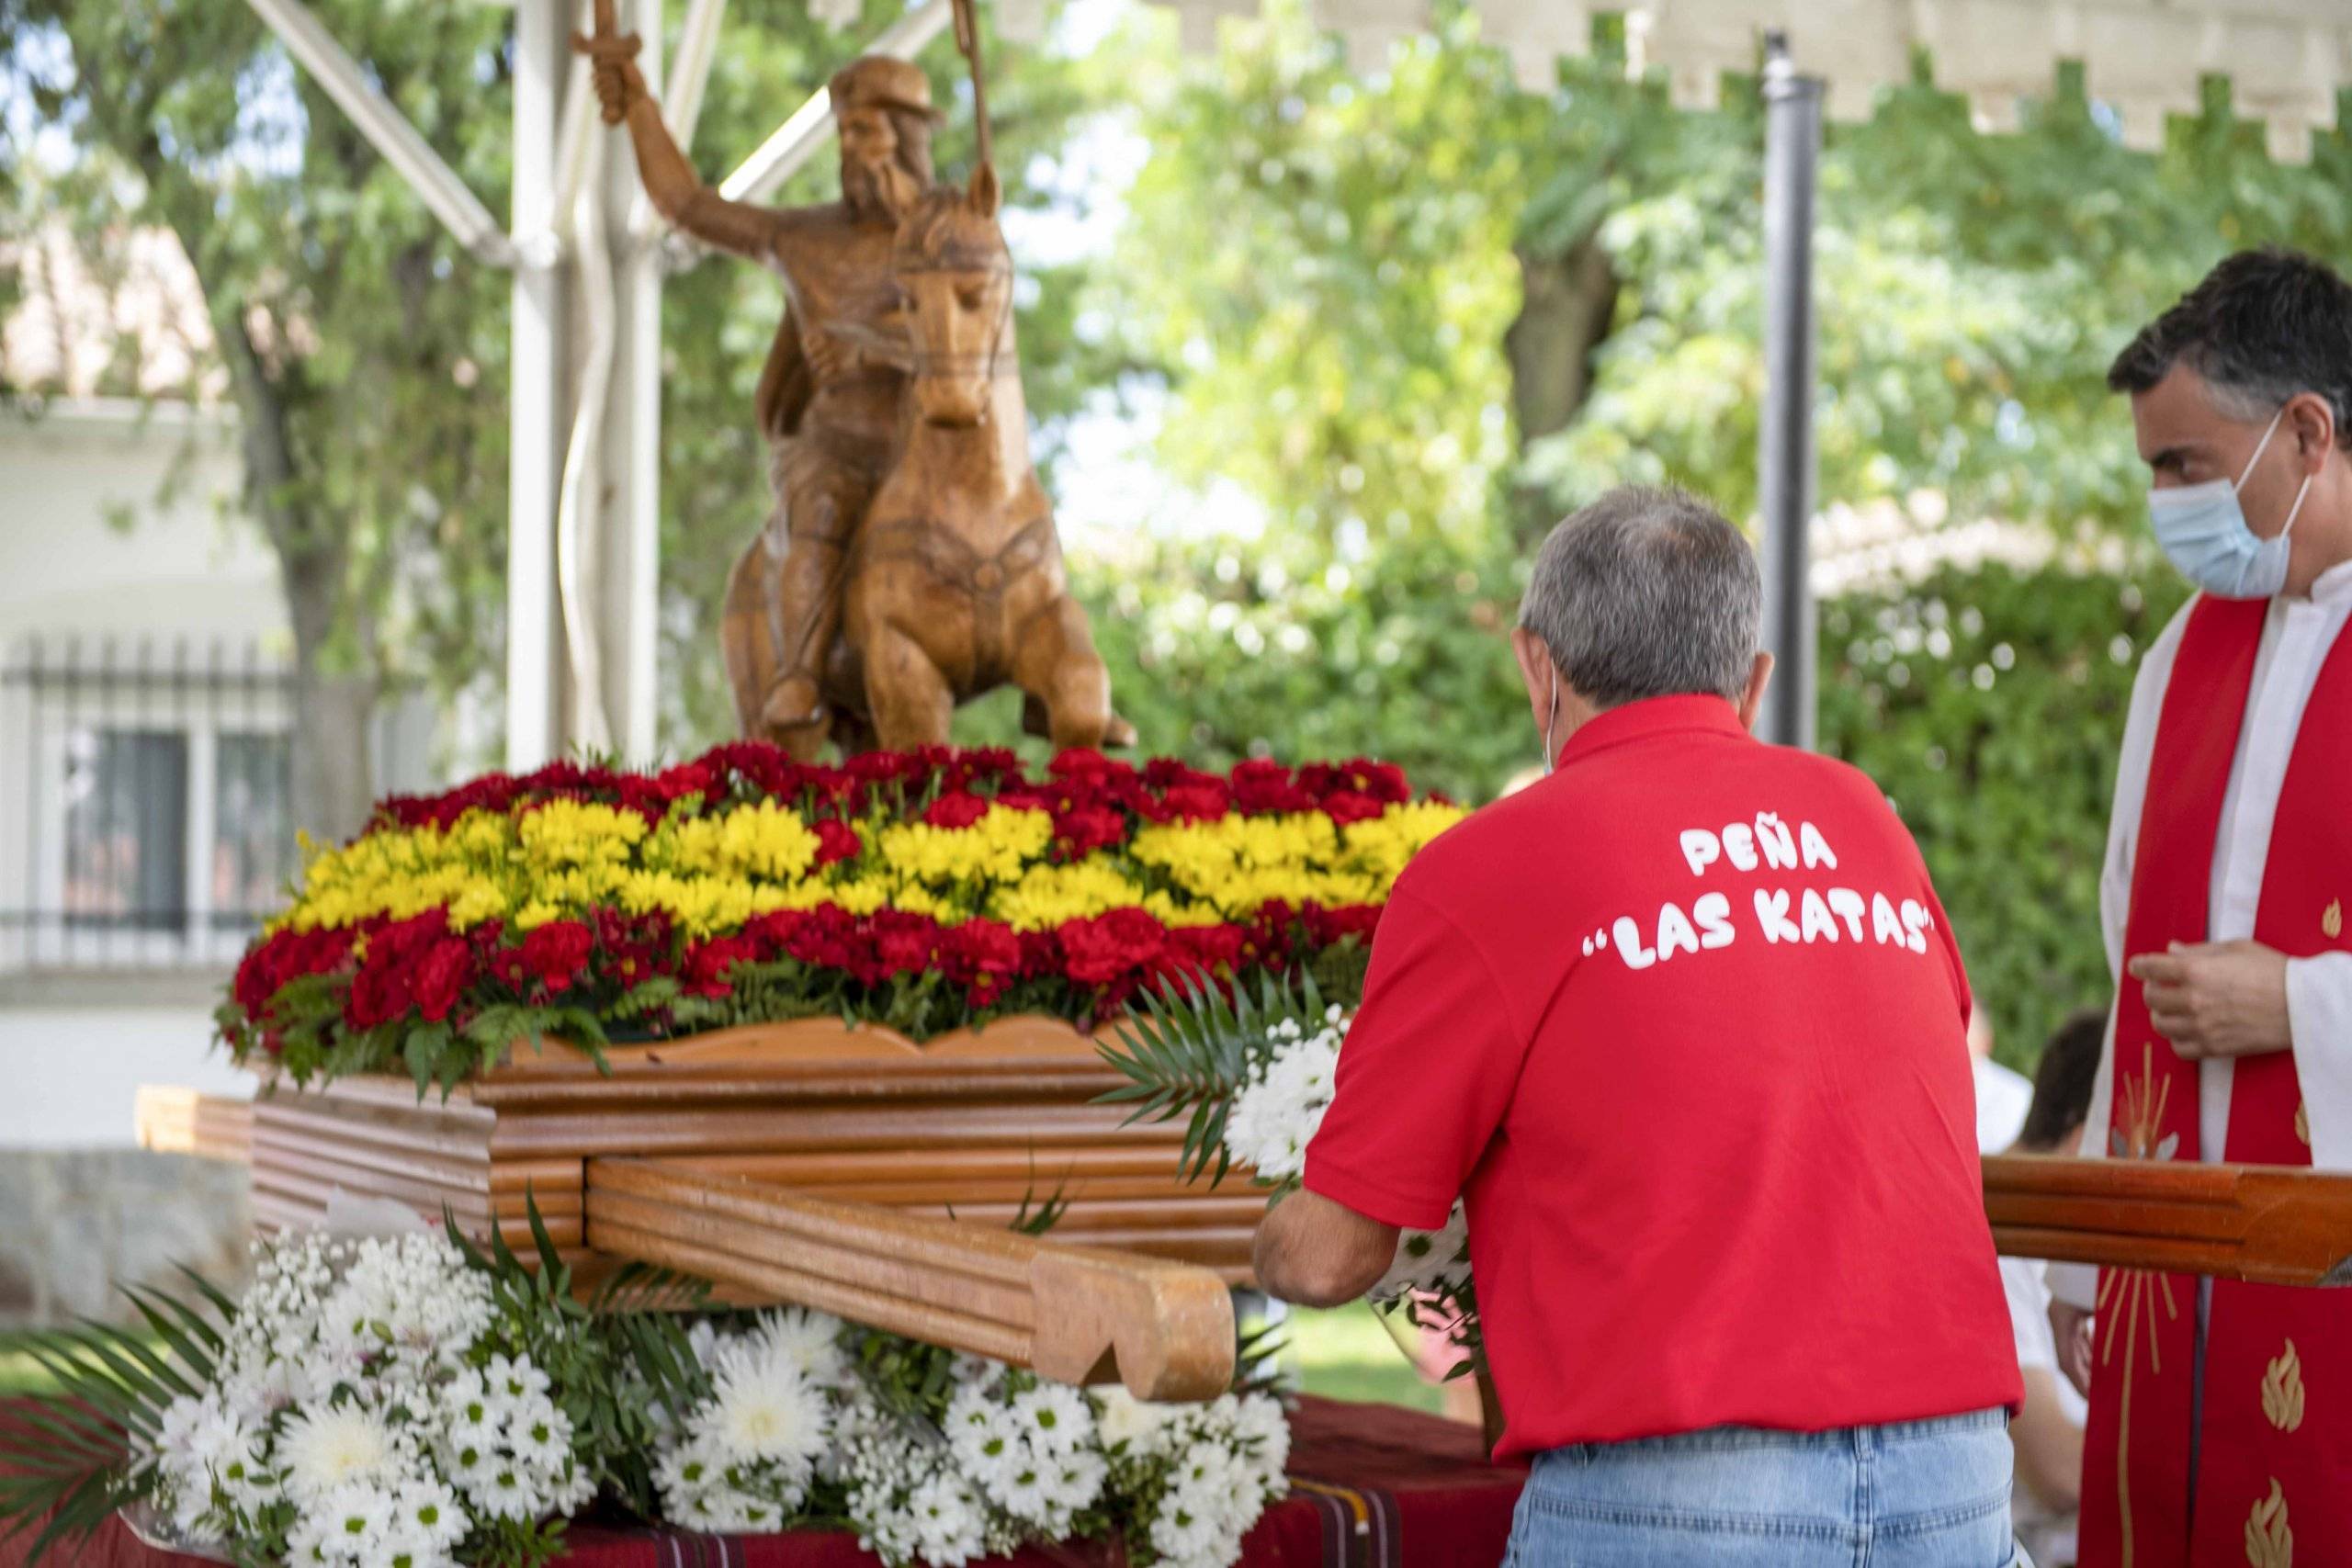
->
[786,161,1129,753]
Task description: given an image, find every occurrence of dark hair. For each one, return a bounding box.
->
[1516,486,1760,708]
[2019,1008,2108,1152]
[2108,248,2352,449]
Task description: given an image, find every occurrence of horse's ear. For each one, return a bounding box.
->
[967,159,1001,219]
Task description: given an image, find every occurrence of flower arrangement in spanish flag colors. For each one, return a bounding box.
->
[218,745,1463,1089]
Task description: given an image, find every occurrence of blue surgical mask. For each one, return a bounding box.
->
[2147,406,2313,600]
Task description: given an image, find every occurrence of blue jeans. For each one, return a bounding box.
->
[1505,1409,2022,1567]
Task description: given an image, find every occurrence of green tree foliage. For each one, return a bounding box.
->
[1820,561,2190,1066]
[1545,70,2352,529]
[2,0,516,839]
[1075,530,1529,801]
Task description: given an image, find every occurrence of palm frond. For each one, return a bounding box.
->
[1009,1165,1070,1237]
[0,1292,212,1565]
[588,1261,709,1317]
[1097,968,1330,1185]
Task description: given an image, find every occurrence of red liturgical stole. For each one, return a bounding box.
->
[2079,595,2352,1568]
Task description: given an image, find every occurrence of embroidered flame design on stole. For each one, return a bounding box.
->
[2261,1342,2306,1434]
[2245,1479,2292,1568]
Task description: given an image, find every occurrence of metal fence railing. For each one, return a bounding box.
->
[1,634,296,971]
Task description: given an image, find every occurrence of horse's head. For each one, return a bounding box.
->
[893,163,1012,429]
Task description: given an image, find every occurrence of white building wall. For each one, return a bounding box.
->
[0,1005,249,1147]
[0,400,278,1151]
[0,400,280,641]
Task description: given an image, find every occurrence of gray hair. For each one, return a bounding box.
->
[1517,486,1760,708]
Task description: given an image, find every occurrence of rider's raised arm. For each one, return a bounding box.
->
[582,28,778,260]
[616,98,779,259]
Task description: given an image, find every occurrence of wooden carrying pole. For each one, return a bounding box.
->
[585,1156,1238,1401]
[1983,1153,2352,1287]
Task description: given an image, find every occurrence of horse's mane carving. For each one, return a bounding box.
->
[894,180,1008,276]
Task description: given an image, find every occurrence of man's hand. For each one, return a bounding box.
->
[2125,940,2291,1059]
[2049,1299,2095,1398]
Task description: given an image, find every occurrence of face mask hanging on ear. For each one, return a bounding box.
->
[2147,405,2314,600]
[1542,665,1558,777]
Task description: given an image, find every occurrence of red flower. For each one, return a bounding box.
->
[654,761,718,804]
[871,911,942,978]
[683,936,758,998]
[1304,902,1384,946]
[412,939,474,1022]
[520,920,594,994]
[810,818,862,866]
[233,926,355,1019]
[924,792,991,829]
[1159,781,1231,823]
[1058,908,1167,987]
[941,919,1023,991]
[778,905,862,971]
[1319,790,1386,826]
[345,916,452,1029]
[346,960,410,1029]
[1051,805,1128,859]
[1229,759,1314,815]
[1169,922,1247,974]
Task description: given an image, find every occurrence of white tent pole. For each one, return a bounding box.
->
[508,0,569,770]
[243,0,517,267]
[1758,31,1820,750]
[600,0,665,763]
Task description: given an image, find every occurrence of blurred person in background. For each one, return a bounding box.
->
[1972,1010,2033,1154]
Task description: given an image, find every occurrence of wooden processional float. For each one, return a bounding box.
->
[145,1019,1252,1403]
[141,1021,2352,1407]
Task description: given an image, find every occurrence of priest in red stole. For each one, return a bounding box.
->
[2049,248,2352,1567]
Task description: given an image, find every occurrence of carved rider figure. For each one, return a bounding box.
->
[581,21,934,754]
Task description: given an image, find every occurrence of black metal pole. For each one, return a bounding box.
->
[1758,32,1820,750]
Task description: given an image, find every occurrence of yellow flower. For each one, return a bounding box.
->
[652,798,820,882]
[1341,800,1467,882]
[831,879,892,918]
[518,801,648,869]
[872,805,1052,886]
[989,858,1150,932]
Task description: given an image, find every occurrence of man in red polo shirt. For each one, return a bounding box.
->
[1255,486,2022,1566]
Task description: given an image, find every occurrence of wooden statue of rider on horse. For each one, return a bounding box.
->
[580,0,1133,758]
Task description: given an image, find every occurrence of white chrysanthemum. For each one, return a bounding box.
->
[298,1479,399,1565]
[751,1307,849,1389]
[390,1476,469,1555]
[1092,1387,1179,1455]
[1230,1392,1292,1475]
[944,1382,1023,1482]
[278,1403,398,1503]
[482,1352,552,1414]
[1012,1382,1094,1455]
[1223,1025,1344,1180]
[905,1469,988,1565]
[708,1358,830,1470]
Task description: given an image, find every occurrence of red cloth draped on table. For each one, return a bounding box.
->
[0,1396,1522,1568]
[2078,594,2352,1568]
